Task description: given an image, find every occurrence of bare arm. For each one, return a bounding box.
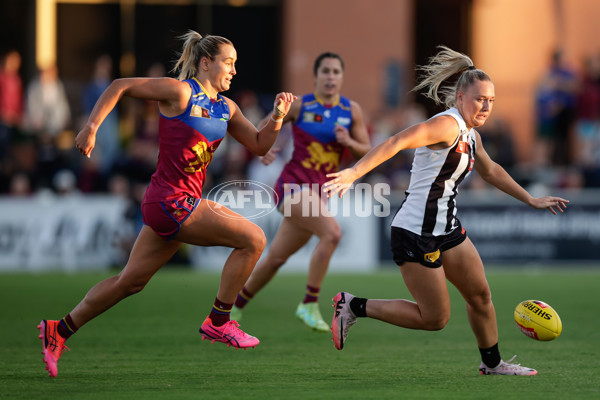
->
[226,92,296,156]
[324,115,459,197]
[256,98,302,164]
[75,77,189,158]
[334,101,371,159]
[257,97,302,129]
[473,131,568,214]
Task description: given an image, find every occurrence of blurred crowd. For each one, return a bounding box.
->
[1,48,600,207]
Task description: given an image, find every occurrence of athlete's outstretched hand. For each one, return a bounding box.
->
[272,92,296,118]
[74,125,97,158]
[323,167,360,198]
[529,196,569,215]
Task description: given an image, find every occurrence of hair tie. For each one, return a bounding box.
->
[467,65,476,70]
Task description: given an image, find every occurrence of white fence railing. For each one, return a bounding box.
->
[1,188,598,272]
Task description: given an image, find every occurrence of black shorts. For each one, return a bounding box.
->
[390,223,467,268]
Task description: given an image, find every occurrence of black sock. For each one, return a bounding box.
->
[479,343,501,368]
[349,297,368,317]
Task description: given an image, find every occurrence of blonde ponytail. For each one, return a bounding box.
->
[413,46,490,108]
[171,30,233,81]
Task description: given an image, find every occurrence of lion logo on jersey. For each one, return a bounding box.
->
[301,142,340,172]
[184,141,217,173]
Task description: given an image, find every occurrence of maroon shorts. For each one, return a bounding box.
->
[141,195,199,240]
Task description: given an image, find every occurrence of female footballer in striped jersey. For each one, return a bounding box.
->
[325,46,568,375]
[38,31,296,377]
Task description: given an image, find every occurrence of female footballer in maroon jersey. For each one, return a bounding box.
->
[231,52,371,332]
[37,31,295,377]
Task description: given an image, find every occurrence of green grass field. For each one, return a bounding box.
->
[1,267,599,400]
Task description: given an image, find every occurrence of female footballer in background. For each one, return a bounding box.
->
[37,30,296,377]
[231,52,370,332]
[325,46,568,375]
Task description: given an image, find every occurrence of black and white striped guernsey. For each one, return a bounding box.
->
[391,107,476,237]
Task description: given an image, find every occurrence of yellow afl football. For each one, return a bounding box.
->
[514,300,562,341]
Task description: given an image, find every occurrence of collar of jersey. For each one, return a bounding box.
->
[193,78,221,103]
[314,92,339,108]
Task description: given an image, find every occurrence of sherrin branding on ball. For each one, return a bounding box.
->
[514,300,562,341]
